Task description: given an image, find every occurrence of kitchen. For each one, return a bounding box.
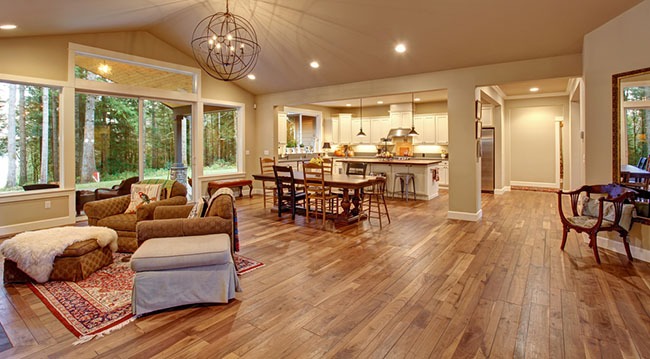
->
[276,90,454,200]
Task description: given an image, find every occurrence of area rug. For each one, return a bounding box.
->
[27,253,262,343]
[27,253,134,344]
[235,254,264,274]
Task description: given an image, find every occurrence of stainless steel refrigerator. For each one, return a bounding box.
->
[481,128,495,193]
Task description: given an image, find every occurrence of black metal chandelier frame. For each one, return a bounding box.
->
[191,0,261,81]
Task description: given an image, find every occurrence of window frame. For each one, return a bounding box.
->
[0,74,67,197]
[69,44,246,200]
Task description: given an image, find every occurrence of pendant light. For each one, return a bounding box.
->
[191,0,262,81]
[408,93,419,136]
[356,98,367,137]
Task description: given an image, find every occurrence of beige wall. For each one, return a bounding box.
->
[256,55,582,219]
[583,0,650,258]
[584,0,650,184]
[506,96,569,187]
[0,31,255,235]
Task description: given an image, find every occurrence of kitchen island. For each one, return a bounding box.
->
[335,157,442,200]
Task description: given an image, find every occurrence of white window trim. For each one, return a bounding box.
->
[0,76,67,195]
[197,98,246,185]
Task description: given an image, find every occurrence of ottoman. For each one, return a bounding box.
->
[130,233,239,315]
[4,239,114,283]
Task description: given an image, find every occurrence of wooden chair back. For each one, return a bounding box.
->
[322,158,334,175]
[272,164,305,219]
[346,162,367,176]
[260,156,276,174]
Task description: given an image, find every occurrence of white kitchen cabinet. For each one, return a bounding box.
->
[390,111,412,129]
[332,159,344,174]
[331,118,340,144]
[412,114,436,144]
[278,112,288,144]
[435,114,448,144]
[370,117,391,143]
[338,114,352,144]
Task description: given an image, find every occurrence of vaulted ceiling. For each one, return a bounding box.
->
[0,0,642,95]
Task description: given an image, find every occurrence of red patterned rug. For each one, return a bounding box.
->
[27,253,134,344]
[235,254,265,274]
[27,252,262,343]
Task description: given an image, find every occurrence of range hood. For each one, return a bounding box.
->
[386,103,414,139]
[386,128,412,138]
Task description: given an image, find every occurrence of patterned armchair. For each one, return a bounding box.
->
[84,180,187,252]
[137,189,237,255]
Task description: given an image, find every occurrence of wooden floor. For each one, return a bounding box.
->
[2,190,650,358]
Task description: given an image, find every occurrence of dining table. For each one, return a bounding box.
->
[252,172,378,224]
[620,164,650,190]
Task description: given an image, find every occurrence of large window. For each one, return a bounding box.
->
[75,92,139,189]
[143,100,191,180]
[203,108,238,175]
[623,84,650,167]
[0,82,60,193]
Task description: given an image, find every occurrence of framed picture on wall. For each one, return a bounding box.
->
[475,100,482,120]
[475,120,482,139]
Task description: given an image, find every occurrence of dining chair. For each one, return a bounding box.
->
[346,162,367,176]
[322,157,334,175]
[259,157,277,209]
[272,165,305,220]
[303,162,339,226]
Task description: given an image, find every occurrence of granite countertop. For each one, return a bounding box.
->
[334,157,442,165]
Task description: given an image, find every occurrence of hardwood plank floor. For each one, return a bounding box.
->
[2,189,650,358]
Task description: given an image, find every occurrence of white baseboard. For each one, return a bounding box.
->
[494,186,510,195]
[0,217,74,237]
[588,235,650,263]
[448,209,482,221]
[510,181,558,189]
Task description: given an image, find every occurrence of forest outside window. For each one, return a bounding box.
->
[203,108,238,175]
[622,83,650,167]
[0,81,61,193]
[75,92,139,190]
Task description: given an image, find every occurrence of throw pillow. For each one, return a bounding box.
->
[580,195,636,231]
[124,184,162,214]
[187,198,206,219]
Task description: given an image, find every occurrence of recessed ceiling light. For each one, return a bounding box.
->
[247,74,256,80]
[377,100,384,104]
[310,61,320,69]
[414,98,421,102]
[529,87,540,92]
[0,24,17,30]
[395,43,406,53]
[346,104,352,107]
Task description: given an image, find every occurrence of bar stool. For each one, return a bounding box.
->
[393,172,416,201]
[362,177,390,228]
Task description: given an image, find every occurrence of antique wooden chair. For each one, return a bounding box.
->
[557,184,636,264]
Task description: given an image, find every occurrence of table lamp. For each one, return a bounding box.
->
[322,142,331,157]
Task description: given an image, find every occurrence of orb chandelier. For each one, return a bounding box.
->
[191,0,261,81]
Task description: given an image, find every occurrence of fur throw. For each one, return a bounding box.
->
[0,227,118,283]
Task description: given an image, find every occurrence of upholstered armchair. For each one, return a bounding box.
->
[95,176,139,200]
[84,180,187,253]
[131,190,239,315]
[137,191,237,252]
